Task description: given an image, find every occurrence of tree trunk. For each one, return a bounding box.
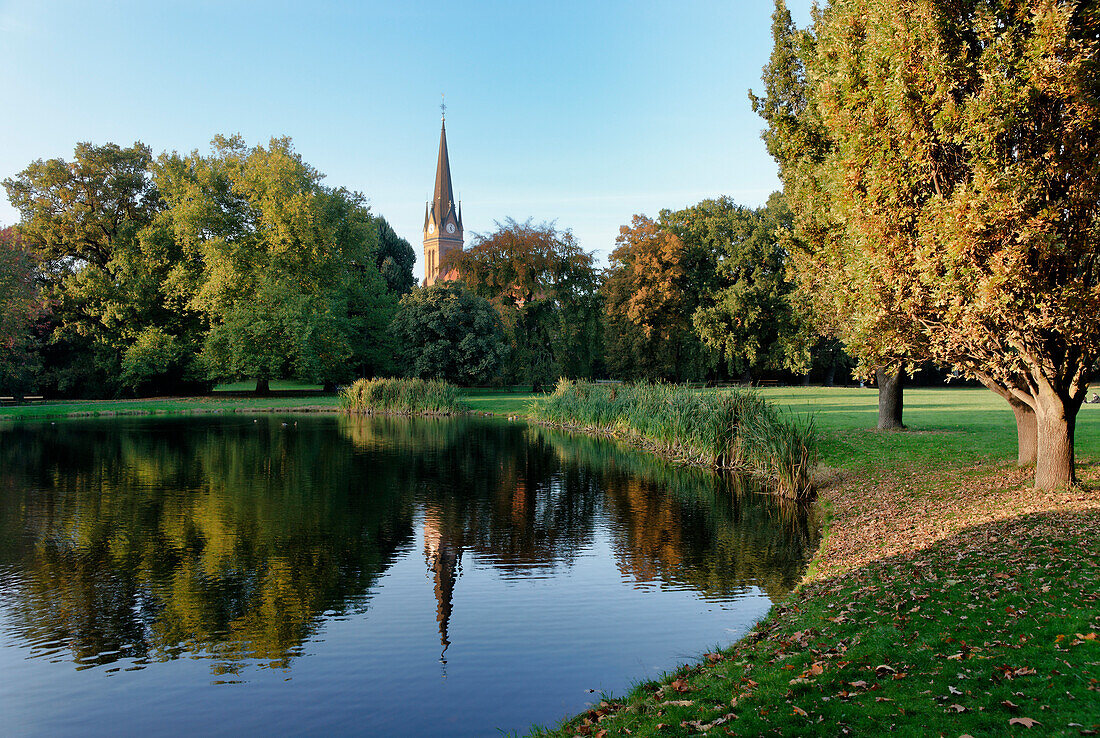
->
[824,364,836,387]
[801,373,811,386]
[1010,402,1038,467]
[974,375,1037,467]
[323,381,336,393]
[1034,392,1078,490]
[876,367,905,430]
[255,378,270,395]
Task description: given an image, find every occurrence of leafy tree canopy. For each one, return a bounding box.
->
[376,216,416,295]
[390,281,510,386]
[665,192,811,377]
[156,135,397,387]
[444,218,602,385]
[603,214,714,381]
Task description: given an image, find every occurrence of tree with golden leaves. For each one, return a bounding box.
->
[757,0,1100,488]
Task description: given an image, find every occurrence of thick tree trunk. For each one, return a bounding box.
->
[823,364,836,387]
[876,367,905,430]
[1034,392,1078,490]
[255,378,270,395]
[801,373,811,386]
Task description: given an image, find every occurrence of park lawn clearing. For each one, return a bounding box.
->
[535,388,1100,737]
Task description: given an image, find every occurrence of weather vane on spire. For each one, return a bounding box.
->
[440,93,446,121]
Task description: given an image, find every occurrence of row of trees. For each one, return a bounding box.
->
[2,138,416,397]
[391,199,843,391]
[3,137,827,401]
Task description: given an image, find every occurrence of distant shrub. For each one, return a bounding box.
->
[530,380,816,499]
[340,377,469,416]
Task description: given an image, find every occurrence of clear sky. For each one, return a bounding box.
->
[0,0,813,281]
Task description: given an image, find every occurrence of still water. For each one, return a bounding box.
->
[0,415,817,736]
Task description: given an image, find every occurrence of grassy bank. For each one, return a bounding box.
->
[535,389,1100,737]
[340,377,469,415]
[0,386,537,421]
[531,380,816,498]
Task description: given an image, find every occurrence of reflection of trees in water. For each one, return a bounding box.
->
[0,418,413,673]
[528,426,820,602]
[0,416,818,675]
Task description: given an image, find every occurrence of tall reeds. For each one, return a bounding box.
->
[340,378,469,416]
[530,379,817,499]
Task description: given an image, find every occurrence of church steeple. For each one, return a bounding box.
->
[423,104,463,286]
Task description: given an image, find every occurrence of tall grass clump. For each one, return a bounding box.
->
[340,377,469,416]
[530,380,817,499]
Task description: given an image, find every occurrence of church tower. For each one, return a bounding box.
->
[423,107,463,286]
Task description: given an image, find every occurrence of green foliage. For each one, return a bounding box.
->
[119,326,203,394]
[445,218,603,386]
[340,377,468,415]
[156,135,398,387]
[375,216,416,295]
[2,141,204,397]
[669,192,812,377]
[531,380,817,498]
[390,281,509,385]
[0,227,42,394]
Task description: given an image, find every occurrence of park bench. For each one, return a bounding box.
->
[756,379,780,388]
[0,395,45,406]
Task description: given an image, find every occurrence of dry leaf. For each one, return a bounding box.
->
[1008,717,1041,728]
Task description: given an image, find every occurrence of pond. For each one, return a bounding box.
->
[0,415,818,736]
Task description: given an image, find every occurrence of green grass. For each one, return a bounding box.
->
[460,388,546,416]
[758,385,1100,473]
[0,395,343,420]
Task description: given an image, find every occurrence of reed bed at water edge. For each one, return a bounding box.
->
[340,377,469,415]
[530,380,817,499]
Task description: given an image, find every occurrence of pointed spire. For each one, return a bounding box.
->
[432,120,457,227]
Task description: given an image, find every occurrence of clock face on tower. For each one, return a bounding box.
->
[427,223,435,234]
[446,223,456,234]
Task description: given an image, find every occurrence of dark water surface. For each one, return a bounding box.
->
[0,415,817,736]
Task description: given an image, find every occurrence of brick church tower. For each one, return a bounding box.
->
[423,109,463,286]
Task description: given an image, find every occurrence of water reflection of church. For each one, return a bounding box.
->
[422,507,460,662]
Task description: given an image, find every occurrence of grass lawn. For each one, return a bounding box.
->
[535,386,1100,737]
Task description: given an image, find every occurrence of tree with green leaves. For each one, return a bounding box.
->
[756,0,1100,488]
[156,135,397,392]
[3,141,206,397]
[0,227,42,395]
[390,281,509,385]
[375,216,417,295]
[667,193,811,381]
[444,218,602,388]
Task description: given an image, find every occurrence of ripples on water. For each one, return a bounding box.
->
[0,415,818,736]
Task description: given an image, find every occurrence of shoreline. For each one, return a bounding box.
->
[535,455,1099,736]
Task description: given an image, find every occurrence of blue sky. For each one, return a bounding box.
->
[0,1,812,280]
